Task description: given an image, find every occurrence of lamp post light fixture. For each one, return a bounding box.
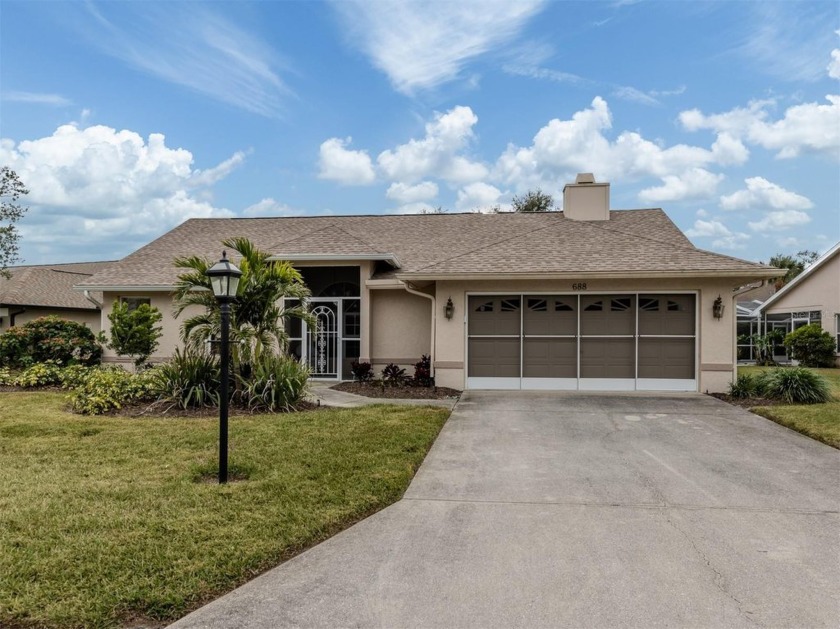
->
[206,251,242,484]
[713,295,725,320]
[444,297,454,320]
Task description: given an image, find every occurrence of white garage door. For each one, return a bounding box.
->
[467,293,697,392]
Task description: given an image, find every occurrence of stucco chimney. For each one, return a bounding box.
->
[563,173,610,221]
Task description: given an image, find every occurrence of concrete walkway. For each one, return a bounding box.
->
[306,381,459,409]
[170,391,840,628]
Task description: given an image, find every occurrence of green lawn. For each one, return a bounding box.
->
[0,392,449,629]
[738,366,840,448]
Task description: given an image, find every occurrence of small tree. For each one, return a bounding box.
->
[511,189,554,213]
[108,301,163,367]
[768,250,819,289]
[784,324,836,368]
[0,167,29,277]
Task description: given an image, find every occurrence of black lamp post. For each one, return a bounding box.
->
[206,251,242,484]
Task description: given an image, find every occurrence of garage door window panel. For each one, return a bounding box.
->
[524,296,576,336]
[581,295,635,335]
[638,294,695,336]
[468,296,520,336]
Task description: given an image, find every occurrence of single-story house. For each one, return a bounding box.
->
[0,261,111,333]
[752,241,840,366]
[76,174,779,392]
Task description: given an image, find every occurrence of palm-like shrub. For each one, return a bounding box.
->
[758,367,832,404]
[173,237,312,374]
[149,349,222,409]
[728,373,759,399]
[238,353,310,412]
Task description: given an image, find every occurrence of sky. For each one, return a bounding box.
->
[1,0,838,266]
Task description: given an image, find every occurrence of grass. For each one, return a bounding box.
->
[738,366,840,448]
[0,391,449,629]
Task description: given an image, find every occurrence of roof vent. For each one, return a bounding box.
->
[563,173,610,221]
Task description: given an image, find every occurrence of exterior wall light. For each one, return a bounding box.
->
[206,251,242,484]
[444,297,454,320]
[713,295,725,320]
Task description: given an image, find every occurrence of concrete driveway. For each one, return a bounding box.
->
[170,392,840,628]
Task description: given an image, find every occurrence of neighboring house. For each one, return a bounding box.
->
[76,174,779,392]
[735,280,777,362]
[0,261,111,333]
[753,242,840,367]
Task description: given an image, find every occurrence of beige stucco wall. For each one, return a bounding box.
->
[100,292,201,365]
[369,288,431,373]
[432,277,745,393]
[0,308,100,334]
[764,253,839,334]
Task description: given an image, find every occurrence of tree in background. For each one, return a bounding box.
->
[511,189,554,213]
[0,167,29,277]
[107,301,164,368]
[768,250,820,289]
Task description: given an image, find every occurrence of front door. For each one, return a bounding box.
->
[307,302,339,379]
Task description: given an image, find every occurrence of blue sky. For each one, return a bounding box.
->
[1,0,838,265]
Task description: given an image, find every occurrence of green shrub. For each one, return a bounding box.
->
[728,373,759,398]
[149,349,221,410]
[14,361,62,388]
[238,353,309,412]
[758,367,832,404]
[107,301,163,367]
[69,367,155,415]
[58,364,97,390]
[783,324,836,368]
[381,363,406,386]
[0,366,14,385]
[0,316,101,368]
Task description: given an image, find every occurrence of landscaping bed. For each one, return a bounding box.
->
[729,366,840,449]
[0,391,450,628]
[332,381,461,400]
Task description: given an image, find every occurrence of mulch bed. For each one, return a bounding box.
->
[709,392,784,410]
[332,381,461,400]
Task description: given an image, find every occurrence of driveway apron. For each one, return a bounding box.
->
[169,392,840,629]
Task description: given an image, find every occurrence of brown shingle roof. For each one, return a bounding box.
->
[0,262,112,309]
[77,210,774,288]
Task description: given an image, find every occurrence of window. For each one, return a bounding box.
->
[554,300,574,312]
[584,300,603,312]
[528,299,547,312]
[476,301,493,312]
[667,300,681,312]
[611,298,632,311]
[120,297,151,311]
[639,298,659,311]
[836,314,840,353]
[500,298,520,312]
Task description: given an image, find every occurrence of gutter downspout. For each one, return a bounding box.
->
[402,281,436,379]
[83,290,103,309]
[9,307,26,327]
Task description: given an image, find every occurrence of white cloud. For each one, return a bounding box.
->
[242,198,301,217]
[332,0,546,93]
[748,210,812,232]
[679,96,840,159]
[386,181,439,204]
[190,151,247,186]
[318,137,376,185]
[696,208,710,218]
[494,97,746,192]
[79,2,291,116]
[1,124,235,259]
[456,182,503,211]
[1,91,72,106]
[613,86,659,106]
[377,106,488,183]
[829,49,840,80]
[391,202,437,215]
[720,177,813,211]
[685,219,749,250]
[638,168,724,203]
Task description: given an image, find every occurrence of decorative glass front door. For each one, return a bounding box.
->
[307,302,339,378]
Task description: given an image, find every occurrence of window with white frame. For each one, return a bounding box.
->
[835,314,840,353]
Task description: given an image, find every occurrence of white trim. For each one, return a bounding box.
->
[520,378,578,391]
[753,242,840,316]
[579,378,636,391]
[400,269,779,282]
[467,377,521,390]
[637,378,697,392]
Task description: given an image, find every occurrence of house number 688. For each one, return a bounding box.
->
[572,283,587,290]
